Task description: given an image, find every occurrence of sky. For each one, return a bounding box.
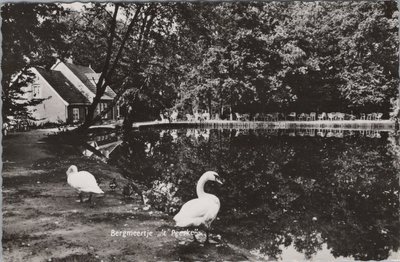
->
[61,2,86,11]
[61,2,131,21]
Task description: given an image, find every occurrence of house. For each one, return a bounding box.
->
[24,60,120,125]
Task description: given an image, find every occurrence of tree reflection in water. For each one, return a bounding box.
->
[109,128,400,260]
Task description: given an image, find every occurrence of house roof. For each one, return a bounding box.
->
[64,63,117,100]
[36,68,90,105]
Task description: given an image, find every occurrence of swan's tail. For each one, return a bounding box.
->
[91,187,104,194]
[173,214,201,227]
[173,214,185,227]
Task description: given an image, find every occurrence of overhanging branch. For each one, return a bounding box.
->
[97,3,120,91]
[105,5,143,85]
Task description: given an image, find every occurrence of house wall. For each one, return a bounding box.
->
[25,69,68,124]
[51,62,94,102]
[18,66,120,125]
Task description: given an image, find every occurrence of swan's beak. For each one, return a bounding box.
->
[216,177,223,185]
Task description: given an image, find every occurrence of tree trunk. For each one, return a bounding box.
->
[207,88,212,116]
[76,5,144,133]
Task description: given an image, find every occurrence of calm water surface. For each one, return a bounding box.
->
[105,128,399,261]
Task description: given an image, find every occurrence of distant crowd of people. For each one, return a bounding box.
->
[157,110,385,123]
[159,110,211,123]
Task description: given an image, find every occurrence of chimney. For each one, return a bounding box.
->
[50,58,62,70]
[66,56,73,64]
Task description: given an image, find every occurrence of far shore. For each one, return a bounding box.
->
[132,119,395,131]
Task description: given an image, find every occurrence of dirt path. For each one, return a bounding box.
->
[2,130,257,261]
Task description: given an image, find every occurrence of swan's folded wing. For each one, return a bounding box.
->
[69,171,104,193]
[79,171,98,185]
[179,199,210,217]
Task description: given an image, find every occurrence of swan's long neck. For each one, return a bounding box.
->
[196,175,208,198]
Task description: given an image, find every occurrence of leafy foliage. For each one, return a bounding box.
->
[2,2,398,123]
[1,3,68,120]
[172,2,398,116]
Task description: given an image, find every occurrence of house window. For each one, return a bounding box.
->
[100,102,108,119]
[33,84,41,98]
[73,108,80,122]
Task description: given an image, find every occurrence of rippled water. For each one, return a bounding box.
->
[104,128,400,261]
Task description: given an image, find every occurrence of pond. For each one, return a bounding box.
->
[104,128,399,261]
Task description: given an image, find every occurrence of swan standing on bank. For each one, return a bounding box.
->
[66,165,104,204]
[173,171,223,243]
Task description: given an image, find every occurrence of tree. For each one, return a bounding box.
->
[1,3,68,120]
[171,2,398,117]
[333,2,399,114]
[59,2,398,126]
[64,3,180,131]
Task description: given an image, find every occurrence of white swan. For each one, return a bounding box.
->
[66,165,104,204]
[173,171,223,242]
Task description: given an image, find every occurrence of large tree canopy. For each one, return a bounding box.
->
[2,2,398,124]
[172,2,398,117]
